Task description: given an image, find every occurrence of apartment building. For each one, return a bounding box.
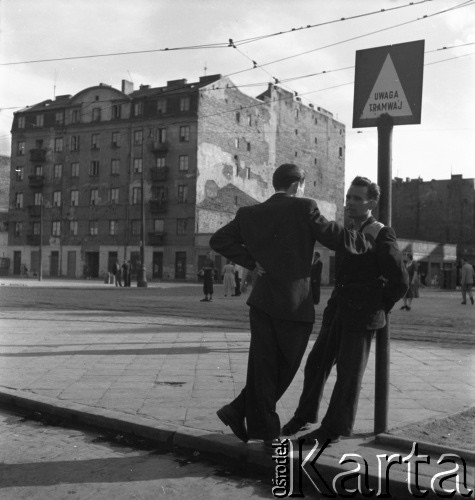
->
[7,74,346,281]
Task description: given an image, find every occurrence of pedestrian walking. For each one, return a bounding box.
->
[210,164,375,448]
[310,252,323,305]
[113,260,122,287]
[199,254,215,302]
[400,253,416,310]
[223,261,236,297]
[282,176,408,445]
[234,264,243,296]
[122,260,131,287]
[460,257,474,305]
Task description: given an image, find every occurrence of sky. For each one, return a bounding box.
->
[0,0,474,191]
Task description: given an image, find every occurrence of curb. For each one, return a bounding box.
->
[0,388,471,499]
[376,433,475,463]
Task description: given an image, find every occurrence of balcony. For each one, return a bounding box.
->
[148,232,166,246]
[149,199,168,213]
[29,148,46,162]
[150,166,169,182]
[28,175,44,188]
[27,234,41,246]
[27,205,42,217]
[150,140,169,153]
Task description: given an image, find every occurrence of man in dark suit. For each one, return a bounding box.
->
[311,252,323,305]
[210,164,374,447]
[281,176,408,444]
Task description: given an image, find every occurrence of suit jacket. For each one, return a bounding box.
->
[334,216,408,330]
[210,193,372,323]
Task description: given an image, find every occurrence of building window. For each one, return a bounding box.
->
[295,151,298,157]
[70,190,79,207]
[156,156,166,168]
[53,191,61,207]
[54,137,63,152]
[71,109,80,123]
[176,218,187,235]
[34,192,43,206]
[156,128,167,143]
[112,105,121,119]
[134,102,143,116]
[52,220,61,236]
[247,115,252,126]
[246,141,251,152]
[132,187,142,205]
[18,116,25,129]
[177,185,188,203]
[134,129,143,145]
[14,222,23,236]
[71,162,79,177]
[179,126,190,142]
[339,147,343,158]
[295,109,299,119]
[315,137,318,144]
[131,219,141,236]
[234,138,239,148]
[154,219,164,232]
[69,220,78,235]
[70,135,80,151]
[17,141,25,156]
[111,159,120,175]
[179,96,190,111]
[110,188,119,204]
[54,163,63,179]
[36,114,44,127]
[178,155,189,172]
[34,165,43,176]
[111,131,121,147]
[90,189,99,205]
[157,98,167,114]
[152,185,167,201]
[109,220,119,235]
[15,167,24,181]
[15,193,23,208]
[55,112,64,125]
[133,158,143,173]
[91,134,99,149]
[89,161,100,176]
[314,158,318,165]
[89,220,98,236]
[92,107,101,122]
[236,112,240,124]
[33,221,40,235]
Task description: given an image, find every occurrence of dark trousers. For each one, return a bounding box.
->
[230,306,312,440]
[294,311,374,436]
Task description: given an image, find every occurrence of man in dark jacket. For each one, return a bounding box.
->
[282,176,408,444]
[210,164,374,447]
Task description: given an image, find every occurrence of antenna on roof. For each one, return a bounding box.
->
[203,62,207,76]
[53,69,57,99]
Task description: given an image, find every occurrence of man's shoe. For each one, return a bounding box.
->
[200,298,209,302]
[301,426,341,446]
[400,305,408,310]
[281,416,309,436]
[217,405,248,443]
[461,301,467,305]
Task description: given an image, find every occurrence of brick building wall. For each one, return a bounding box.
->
[392,175,475,261]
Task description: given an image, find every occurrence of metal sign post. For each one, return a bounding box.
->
[353,40,424,434]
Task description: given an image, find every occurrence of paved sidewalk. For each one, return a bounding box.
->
[0,305,474,497]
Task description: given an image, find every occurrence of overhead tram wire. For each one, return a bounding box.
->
[0,0,442,67]
[233,0,435,46]
[226,0,475,78]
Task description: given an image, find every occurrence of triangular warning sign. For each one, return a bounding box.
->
[360,54,413,120]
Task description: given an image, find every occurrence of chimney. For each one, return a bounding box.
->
[121,79,134,94]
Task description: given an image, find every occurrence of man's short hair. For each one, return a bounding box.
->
[273,164,305,190]
[351,176,381,202]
